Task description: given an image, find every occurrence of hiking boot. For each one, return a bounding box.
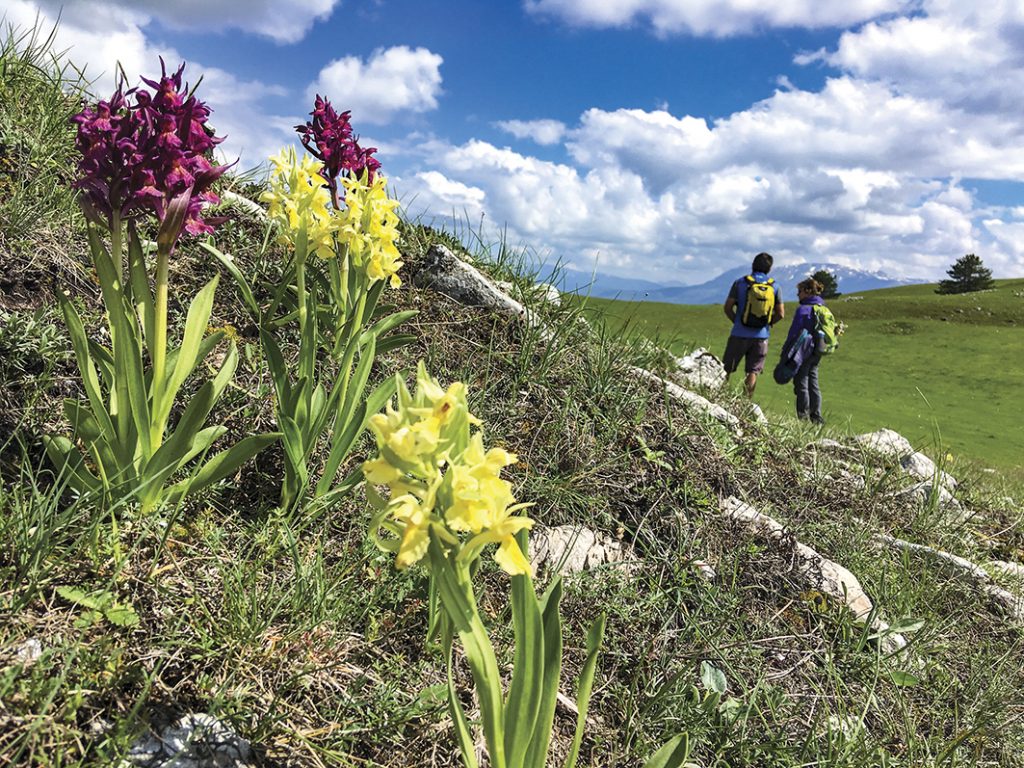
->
[811,415,826,425]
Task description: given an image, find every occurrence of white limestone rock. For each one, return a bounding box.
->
[529,525,632,574]
[853,429,914,458]
[125,714,252,768]
[414,244,528,319]
[672,347,727,390]
[630,366,740,431]
[720,496,905,651]
[901,451,957,490]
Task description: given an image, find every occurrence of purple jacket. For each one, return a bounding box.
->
[785,294,825,348]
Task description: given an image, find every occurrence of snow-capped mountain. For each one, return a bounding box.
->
[549,262,922,305]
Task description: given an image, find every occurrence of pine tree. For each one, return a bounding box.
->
[811,269,841,299]
[936,254,994,294]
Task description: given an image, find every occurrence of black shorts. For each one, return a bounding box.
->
[723,336,769,374]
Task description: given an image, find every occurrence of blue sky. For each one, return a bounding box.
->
[5,0,1024,284]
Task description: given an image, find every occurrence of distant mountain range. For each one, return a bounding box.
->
[545,262,924,305]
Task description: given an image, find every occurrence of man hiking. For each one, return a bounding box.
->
[722,252,785,398]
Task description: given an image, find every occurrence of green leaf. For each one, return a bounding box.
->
[563,612,606,768]
[374,333,418,356]
[315,376,397,497]
[43,436,101,493]
[104,605,140,627]
[887,669,921,687]
[201,242,260,319]
[524,576,564,768]
[57,292,114,439]
[127,222,155,345]
[700,661,727,695]
[159,275,219,424]
[886,617,926,635]
[56,586,113,611]
[359,309,417,346]
[642,734,692,768]
[504,557,545,768]
[166,433,280,502]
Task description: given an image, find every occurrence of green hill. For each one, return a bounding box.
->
[579,280,1024,482]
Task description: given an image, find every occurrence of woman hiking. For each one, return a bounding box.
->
[784,277,827,424]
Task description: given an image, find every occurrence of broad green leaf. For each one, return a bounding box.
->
[127,222,154,345]
[429,538,506,762]
[166,433,281,502]
[642,734,692,768]
[316,376,397,497]
[564,612,606,768]
[504,536,545,768]
[159,275,219,424]
[201,242,260,318]
[104,605,140,627]
[43,436,101,493]
[56,586,113,611]
[58,293,113,439]
[524,576,564,768]
[374,333,418,356]
[887,617,926,635]
[700,661,727,695]
[888,669,921,687]
[359,309,417,346]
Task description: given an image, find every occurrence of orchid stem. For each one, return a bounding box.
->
[150,245,170,448]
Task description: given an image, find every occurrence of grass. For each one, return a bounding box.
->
[2,24,1024,768]
[577,280,1024,483]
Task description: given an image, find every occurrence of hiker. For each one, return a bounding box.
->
[722,252,784,398]
[784,277,827,424]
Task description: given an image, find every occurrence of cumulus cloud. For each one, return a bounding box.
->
[525,0,911,37]
[306,46,443,125]
[803,2,1024,116]
[24,0,339,44]
[495,119,567,145]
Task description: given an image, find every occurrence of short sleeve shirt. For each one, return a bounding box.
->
[729,272,781,339]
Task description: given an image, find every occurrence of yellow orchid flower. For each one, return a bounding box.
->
[339,173,403,288]
[262,146,338,260]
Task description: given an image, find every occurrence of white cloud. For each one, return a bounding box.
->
[525,0,911,37]
[25,0,339,44]
[495,119,567,145]
[809,2,1024,115]
[307,46,443,125]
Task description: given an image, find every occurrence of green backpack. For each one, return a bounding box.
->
[813,305,840,355]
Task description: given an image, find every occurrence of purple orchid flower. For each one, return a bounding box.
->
[296,94,381,207]
[71,60,232,244]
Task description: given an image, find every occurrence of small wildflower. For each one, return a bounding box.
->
[364,364,533,575]
[338,173,403,287]
[296,95,381,205]
[261,146,338,260]
[71,59,230,242]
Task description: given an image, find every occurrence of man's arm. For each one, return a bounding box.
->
[771,299,785,326]
[724,296,737,322]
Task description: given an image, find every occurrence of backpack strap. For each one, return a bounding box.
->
[744,274,774,285]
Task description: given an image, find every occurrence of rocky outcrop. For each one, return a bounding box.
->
[721,496,906,651]
[413,244,530,321]
[125,713,252,768]
[671,347,727,390]
[529,525,633,573]
[875,534,1024,621]
[630,366,740,431]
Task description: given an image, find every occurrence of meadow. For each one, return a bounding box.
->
[3,26,1024,768]
[580,280,1024,482]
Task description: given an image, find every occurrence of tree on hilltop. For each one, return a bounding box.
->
[936,254,994,294]
[811,269,841,299]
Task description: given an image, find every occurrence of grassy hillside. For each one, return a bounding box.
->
[3,28,1024,768]
[580,280,1024,482]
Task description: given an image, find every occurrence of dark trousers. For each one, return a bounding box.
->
[793,352,822,420]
